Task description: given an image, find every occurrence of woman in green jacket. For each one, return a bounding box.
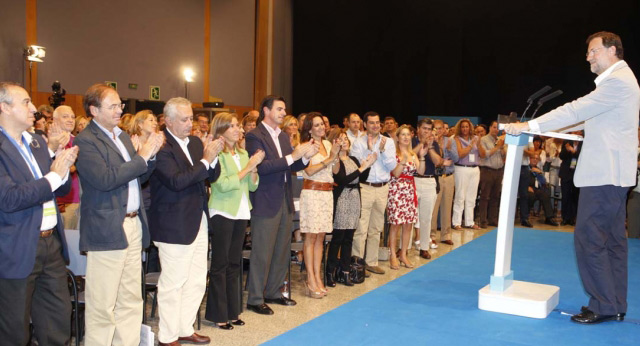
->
[205,113,264,330]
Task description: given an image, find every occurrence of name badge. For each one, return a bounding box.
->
[469,154,476,163]
[570,158,577,169]
[43,200,57,217]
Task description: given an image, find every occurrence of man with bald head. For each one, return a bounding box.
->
[53,105,80,228]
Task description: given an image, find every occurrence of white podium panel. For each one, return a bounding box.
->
[478,281,560,319]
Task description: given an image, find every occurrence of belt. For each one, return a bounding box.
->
[125,211,139,218]
[438,173,453,177]
[454,164,478,168]
[303,179,333,191]
[361,181,388,187]
[40,228,55,238]
[480,166,503,171]
[345,183,359,189]
[415,175,436,178]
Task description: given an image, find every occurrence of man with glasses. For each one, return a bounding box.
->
[505,32,639,324]
[75,83,164,344]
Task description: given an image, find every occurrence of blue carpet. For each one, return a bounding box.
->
[267,229,640,345]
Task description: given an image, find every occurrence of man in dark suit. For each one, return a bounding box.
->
[245,95,317,315]
[149,97,222,346]
[506,31,639,324]
[0,82,77,345]
[75,83,164,344]
[526,157,559,226]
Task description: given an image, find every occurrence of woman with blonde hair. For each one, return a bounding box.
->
[73,115,90,135]
[299,112,340,297]
[205,112,264,329]
[280,115,300,148]
[387,125,427,269]
[452,118,481,230]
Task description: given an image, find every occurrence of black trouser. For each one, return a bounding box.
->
[205,215,247,323]
[561,178,579,222]
[0,230,71,346]
[575,185,629,315]
[327,229,355,272]
[527,189,554,219]
[478,167,503,225]
[518,166,531,222]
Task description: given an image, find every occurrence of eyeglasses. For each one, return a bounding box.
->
[104,103,125,111]
[585,47,604,58]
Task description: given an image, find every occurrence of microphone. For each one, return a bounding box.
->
[521,85,551,121]
[531,90,563,119]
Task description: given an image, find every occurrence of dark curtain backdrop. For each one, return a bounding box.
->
[292,0,640,125]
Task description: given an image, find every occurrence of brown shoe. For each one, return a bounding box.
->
[178,333,211,344]
[419,250,431,259]
[441,240,454,246]
[159,342,181,346]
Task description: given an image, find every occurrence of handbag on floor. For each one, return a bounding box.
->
[349,256,366,284]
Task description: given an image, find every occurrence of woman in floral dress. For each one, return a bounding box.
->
[388,125,427,269]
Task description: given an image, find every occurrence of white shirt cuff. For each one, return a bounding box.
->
[209,157,218,168]
[286,154,294,166]
[528,120,541,133]
[44,171,65,192]
[201,158,210,168]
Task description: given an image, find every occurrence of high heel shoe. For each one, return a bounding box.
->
[305,282,323,299]
[389,258,400,270]
[399,258,414,268]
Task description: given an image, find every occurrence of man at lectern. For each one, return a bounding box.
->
[505,31,640,324]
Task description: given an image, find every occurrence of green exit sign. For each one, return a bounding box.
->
[128,83,138,90]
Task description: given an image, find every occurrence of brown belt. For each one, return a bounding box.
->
[415,175,436,178]
[40,228,54,238]
[361,181,388,187]
[125,211,139,218]
[302,179,333,191]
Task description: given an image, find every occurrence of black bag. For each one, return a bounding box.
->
[349,256,366,284]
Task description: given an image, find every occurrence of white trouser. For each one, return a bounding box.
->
[155,213,209,343]
[452,166,480,227]
[352,183,389,267]
[415,177,437,250]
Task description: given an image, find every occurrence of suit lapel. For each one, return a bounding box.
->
[89,121,124,161]
[0,134,34,182]
[30,136,50,176]
[259,123,281,158]
[164,129,193,166]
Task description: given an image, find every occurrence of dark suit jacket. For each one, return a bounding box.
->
[75,121,156,251]
[0,132,71,279]
[559,141,582,181]
[245,122,307,217]
[149,130,219,244]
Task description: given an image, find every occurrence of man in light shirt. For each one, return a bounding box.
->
[350,111,396,274]
[505,31,639,324]
[346,112,363,144]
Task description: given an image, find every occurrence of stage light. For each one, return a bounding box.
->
[25,45,46,62]
[183,68,195,83]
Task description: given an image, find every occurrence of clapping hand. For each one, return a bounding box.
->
[248,149,265,170]
[50,146,79,178]
[47,122,71,151]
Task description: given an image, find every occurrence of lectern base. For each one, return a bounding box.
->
[478,280,559,319]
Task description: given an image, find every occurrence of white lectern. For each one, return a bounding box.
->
[478,130,582,319]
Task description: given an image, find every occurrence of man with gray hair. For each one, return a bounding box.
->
[149,97,223,345]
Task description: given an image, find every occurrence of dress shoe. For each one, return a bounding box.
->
[213,322,233,330]
[489,222,499,227]
[419,250,431,259]
[264,296,297,306]
[520,220,533,228]
[178,333,211,344]
[452,225,463,230]
[231,319,245,326]
[581,306,625,321]
[441,240,454,246]
[246,303,274,315]
[325,268,337,287]
[365,265,385,274]
[544,218,559,226]
[561,219,571,226]
[479,223,488,229]
[159,341,181,346]
[430,238,439,249]
[571,309,617,324]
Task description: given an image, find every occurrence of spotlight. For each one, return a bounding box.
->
[25,45,46,62]
[183,68,195,83]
